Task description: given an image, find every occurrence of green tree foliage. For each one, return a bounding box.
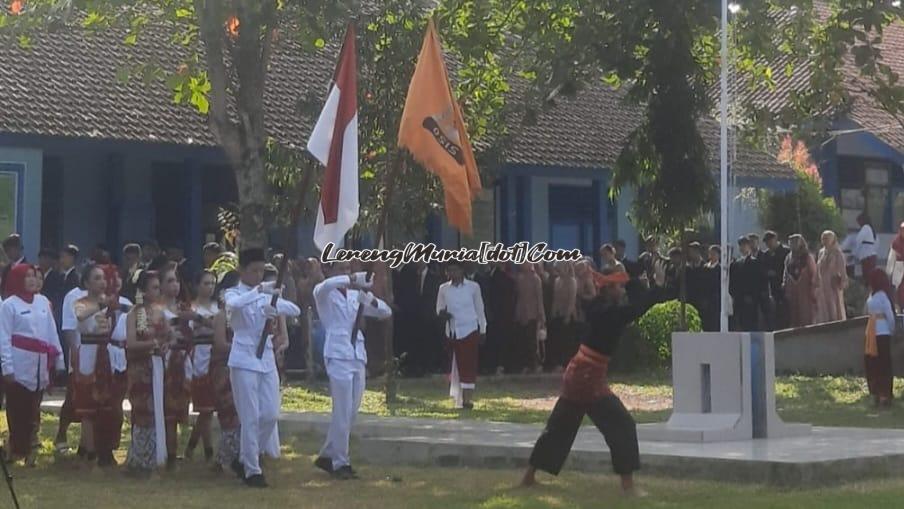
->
[636,300,702,367]
[0,0,513,248]
[758,180,845,247]
[758,136,844,245]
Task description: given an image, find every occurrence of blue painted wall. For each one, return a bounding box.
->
[0,146,42,260]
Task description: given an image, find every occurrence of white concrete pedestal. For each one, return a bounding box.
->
[638,332,811,443]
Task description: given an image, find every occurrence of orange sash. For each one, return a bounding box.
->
[865,315,878,358]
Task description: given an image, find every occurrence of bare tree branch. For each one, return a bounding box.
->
[198,0,241,161]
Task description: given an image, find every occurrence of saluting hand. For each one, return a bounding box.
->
[262,304,278,318]
[259,281,281,296]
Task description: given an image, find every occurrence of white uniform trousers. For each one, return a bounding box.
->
[229,366,281,477]
[320,357,366,470]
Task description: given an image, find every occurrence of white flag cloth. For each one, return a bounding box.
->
[308,24,359,252]
[152,355,167,466]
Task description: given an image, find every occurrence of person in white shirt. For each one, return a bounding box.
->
[53,283,88,453]
[226,248,300,488]
[0,264,65,465]
[313,262,392,480]
[840,228,858,279]
[856,213,878,282]
[436,262,487,410]
[865,268,896,408]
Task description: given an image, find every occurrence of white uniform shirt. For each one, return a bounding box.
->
[855,224,878,261]
[62,287,88,346]
[313,274,392,363]
[436,279,487,339]
[0,294,65,391]
[109,298,131,372]
[225,283,301,373]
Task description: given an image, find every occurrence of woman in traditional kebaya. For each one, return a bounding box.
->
[125,271,168,476]
[185,270,219,461]
[72,264,132,466]
[159,265,194,469]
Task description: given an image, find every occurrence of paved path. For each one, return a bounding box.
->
[40,398,904,486]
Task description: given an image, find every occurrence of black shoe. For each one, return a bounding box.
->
[314,456,333,474]
[204,447,214,462]
[462,402,474,410]
[331,465,359,480]
[231,459,245,480]
[244,474,269,488]
[98,452,118,467]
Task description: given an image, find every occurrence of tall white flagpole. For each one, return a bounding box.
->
[720,0,730,332]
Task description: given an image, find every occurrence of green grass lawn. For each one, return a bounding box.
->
[4,414,904,508]
[281,372,904,429]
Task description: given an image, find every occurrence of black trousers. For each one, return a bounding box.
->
[506,320,538,374]
[480,320,507,375]
[732,297,759,331]
[529,395,640,476]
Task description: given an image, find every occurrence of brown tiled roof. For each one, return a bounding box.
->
[0,24,791,179]
[506,83,793,179]
[733,2,904,155]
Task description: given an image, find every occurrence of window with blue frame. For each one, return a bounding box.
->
[0,162,24,241]
[838,157,903,233]
[548,184,595,254]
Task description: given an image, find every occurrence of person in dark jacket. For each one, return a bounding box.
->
[0,233,26,299]
[730,236,761,331]
[762,231,791,330]
[614,239,642,280]
[701,245,722,331]
[483,262,516,375]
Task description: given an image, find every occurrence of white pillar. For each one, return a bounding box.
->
[719,0,730,333]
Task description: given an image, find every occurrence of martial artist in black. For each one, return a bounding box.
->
[521,269,657,495]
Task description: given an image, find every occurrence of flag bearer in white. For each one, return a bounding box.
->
[226,248,300,488]
[313,262,392,480]
[436,261,487,410]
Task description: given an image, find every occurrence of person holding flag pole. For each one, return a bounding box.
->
[398,17,484,408]
[306,22,393,481]
[226,249,300,488]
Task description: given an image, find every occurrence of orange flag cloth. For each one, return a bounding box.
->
[592,270,630,289]
[398,19,481,234]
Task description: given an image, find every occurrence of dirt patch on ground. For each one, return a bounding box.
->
[515,387,673,413]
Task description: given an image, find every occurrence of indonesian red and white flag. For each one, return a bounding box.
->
[308,24,359,252]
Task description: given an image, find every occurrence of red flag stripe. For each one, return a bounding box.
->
[320,25,358,225]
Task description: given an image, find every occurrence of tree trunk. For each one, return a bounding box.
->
[233,143,270,249]
[199,0,275,251]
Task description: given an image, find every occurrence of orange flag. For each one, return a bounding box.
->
[398,19,481,234]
